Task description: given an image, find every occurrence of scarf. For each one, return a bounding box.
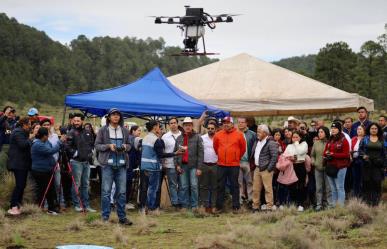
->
[182,133,189,164]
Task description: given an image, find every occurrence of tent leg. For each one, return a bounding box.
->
[61,105,67,127]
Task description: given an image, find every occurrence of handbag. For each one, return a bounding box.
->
[325,163,339,178]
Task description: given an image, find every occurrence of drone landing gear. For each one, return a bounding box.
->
[172,36,218,56]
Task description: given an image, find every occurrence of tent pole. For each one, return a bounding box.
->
[61,105,67,127]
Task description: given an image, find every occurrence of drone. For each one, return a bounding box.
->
[152,6,238,56]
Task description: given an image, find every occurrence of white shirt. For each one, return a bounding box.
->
[254,137,267,166]
[161,130,181,168]
[201,133,218,163]
[353,138,361,158]
[48,133,60,161]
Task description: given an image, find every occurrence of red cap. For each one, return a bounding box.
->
[222,116,234,123]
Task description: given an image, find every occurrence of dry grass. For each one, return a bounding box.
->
[135,214,158,235]
[66,219,84,231]
[113,225,128,245]
[345,198,376,226]
[323,217,351,234]
[196,215,328,249]
[0,222,13,245]
[20,203,41,217]
[251,207,298,225]
[0,208,6,224]
[0,172,35,209]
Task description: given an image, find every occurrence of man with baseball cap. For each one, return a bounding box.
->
[174,117,204,210]
[95,108,133,225]
[27,107,39,125]
[213,116,246,213]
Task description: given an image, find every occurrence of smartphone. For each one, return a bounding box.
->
[178,145,186,152]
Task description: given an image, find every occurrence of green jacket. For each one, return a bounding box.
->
[311,140,327,171]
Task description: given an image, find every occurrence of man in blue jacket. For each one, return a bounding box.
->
[95,108,133,225]
[140,120,183,214]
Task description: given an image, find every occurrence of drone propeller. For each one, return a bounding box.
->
[211,14,241,17]
[148,16,183,18]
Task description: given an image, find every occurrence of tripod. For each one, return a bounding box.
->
[39,161,85,213]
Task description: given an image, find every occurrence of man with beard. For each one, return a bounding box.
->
[66,113,96,212]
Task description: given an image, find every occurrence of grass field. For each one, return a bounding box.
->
[1,198,387,249]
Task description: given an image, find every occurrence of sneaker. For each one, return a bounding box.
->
[47,210,59,216]
[102,217,109,223]
[86,207,97,213]
[315,206,322,212]
[279,205,284,210]
[119,218,133,226]
[271,205,277,211]
[125,203,135,210]
[261,204,267,211]
[297,206,304,212]
[7,206,21,216]
[74,206,83,212]
[252,208,260,213]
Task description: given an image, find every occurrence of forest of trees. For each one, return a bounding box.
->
[0,13,217,107]
[0,13,386,110]
[274,37,387,110]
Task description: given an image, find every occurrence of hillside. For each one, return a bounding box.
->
[0,13,217,106]
[273,54,316,77]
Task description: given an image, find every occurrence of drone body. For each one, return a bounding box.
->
[153,6,237,56]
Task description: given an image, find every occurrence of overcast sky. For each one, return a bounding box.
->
[1,0,386,61]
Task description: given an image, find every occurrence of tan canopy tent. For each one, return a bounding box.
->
[168,53,374,116]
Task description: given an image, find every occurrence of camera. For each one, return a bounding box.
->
[324,155,333,161]
[116,146,126,152]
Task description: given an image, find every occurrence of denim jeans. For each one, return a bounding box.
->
[165,168,179,206]
[70,160,90,208]
[327,168,347,207]
[101,165,127,220]
[178,165,199,208]
[315,169,332,209]
[146,170,161,210]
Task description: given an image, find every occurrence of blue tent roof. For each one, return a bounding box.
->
[65,67,228,118]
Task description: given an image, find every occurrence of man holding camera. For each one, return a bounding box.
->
[0,106,17,170]
[65,113,96,213]
[95,108,133,225]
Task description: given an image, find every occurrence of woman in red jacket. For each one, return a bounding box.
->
[323,122,350,207]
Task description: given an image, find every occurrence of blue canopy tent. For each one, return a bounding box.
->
[64,68,228,119]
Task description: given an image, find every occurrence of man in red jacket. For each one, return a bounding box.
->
[213,116,246,212]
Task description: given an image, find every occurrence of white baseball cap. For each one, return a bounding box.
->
[182,117,193,123]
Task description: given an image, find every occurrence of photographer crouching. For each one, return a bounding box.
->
[95,108,133,225]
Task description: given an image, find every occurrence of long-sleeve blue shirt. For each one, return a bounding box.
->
[31,139,61,172]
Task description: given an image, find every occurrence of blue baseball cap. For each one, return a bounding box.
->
[28,107,39,116]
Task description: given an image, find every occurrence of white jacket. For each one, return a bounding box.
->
[284,141,308,163]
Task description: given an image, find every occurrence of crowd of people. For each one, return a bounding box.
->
[0,105,386,226]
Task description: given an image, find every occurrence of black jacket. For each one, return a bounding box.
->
[7,127,31,171]
[65,126,94,162]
